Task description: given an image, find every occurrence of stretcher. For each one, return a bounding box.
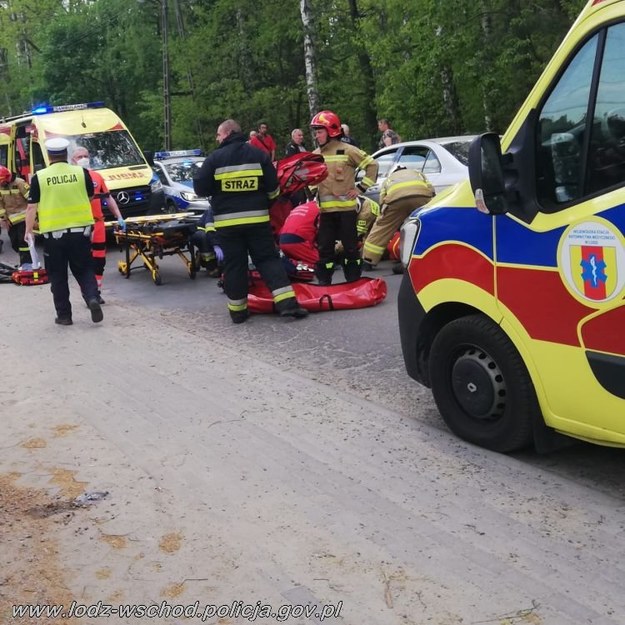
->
[108,212,201,285]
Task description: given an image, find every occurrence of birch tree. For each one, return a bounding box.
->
[300,0,320,117]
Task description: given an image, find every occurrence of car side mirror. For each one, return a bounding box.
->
[469,133,508,215]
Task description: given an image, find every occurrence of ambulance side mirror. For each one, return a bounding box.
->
[469,133,508,215]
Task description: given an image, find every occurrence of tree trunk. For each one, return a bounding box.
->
[300,0,320,118]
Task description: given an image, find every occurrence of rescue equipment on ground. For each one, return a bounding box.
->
[110,212,201,285]
[0,233,49,285]
[246,276,387,314]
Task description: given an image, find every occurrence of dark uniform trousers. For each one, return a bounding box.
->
[8,221,32,265]
[44,231,99,318]
[219,222,292,307]
[316,210,360,282]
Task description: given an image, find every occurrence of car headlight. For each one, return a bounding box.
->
[399,217,420,267]
[150,179,163,192]
[181,191,201,202]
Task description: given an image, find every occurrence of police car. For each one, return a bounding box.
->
[152,149,209,213]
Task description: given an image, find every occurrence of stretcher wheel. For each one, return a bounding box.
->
[118,261,130,278]
[152,269,162,285]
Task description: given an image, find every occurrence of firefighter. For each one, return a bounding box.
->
[335,195,380,258]
[0,165,32,267]
[24,138,102,326]
[193,119,308,323]
[189,205,224,278]
[70,146,125,304]
[310,110,378,285]
[362,165,434,269]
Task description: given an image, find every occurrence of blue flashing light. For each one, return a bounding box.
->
[154,149,203,160]
[31,101,105,115]
[31,105,53,115]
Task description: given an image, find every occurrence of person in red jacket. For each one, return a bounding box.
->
[278,200,320,266]
[71,146,125,304]
[249,121,276,160]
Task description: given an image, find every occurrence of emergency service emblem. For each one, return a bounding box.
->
[557,218,625,306]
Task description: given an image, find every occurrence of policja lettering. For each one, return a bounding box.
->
[45,173,79,185]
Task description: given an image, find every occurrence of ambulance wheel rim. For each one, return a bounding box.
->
[451,347,506,421]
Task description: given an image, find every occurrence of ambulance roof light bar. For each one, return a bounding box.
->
[31,101,105,115]
[154,149,203,160]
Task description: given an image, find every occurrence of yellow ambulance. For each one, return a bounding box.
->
[0,102,155,218]
[398,0,625,452]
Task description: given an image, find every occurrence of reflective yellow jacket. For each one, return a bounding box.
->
[314,139,378,212]
[0,178,29,225]
[36,163,94,233]
[380,168,434,206]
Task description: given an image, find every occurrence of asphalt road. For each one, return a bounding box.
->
[2,236,625,625]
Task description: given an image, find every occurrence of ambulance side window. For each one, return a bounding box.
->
[31,142,45,172]
[586,22,625,194]
[536,34,597,209]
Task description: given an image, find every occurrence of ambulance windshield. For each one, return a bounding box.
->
[64,130,146,170]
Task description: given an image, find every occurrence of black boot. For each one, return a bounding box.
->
[230,309,250,324]
[315,262,334,286]
[343,258,362,282]
[276,298,309,319]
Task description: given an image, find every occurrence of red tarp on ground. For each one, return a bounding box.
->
[247,276,387,313]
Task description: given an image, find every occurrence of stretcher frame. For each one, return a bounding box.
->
[109,212,200,285]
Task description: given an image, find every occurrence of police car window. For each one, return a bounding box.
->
[155,168,168,185]
[587,22,625,194]
[398,146,428,171]
[536,34,597,208]
[164,160,202,183]
[65,131,145,170]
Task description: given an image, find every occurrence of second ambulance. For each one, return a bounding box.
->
[398,0,625,452]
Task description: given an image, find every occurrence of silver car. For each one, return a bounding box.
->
[359,136,476,203]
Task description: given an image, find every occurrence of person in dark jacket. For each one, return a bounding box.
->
[285,129,307,156]
[194,119,308,323]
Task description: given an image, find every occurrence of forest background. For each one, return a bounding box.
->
[0,0,586,154]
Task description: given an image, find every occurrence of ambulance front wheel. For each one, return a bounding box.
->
[429,314,537,453]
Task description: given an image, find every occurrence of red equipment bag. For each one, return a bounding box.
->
[247,277,387,313]
[270,152,328,235]
[11,267,49,286]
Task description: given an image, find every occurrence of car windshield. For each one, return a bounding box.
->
[65,131,146,170]
[163,160,202,183]
[441,140,471,166]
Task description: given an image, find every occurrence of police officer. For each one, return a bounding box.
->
[194,119,308,323]
[362,165,434,269]
[24,138,103,326]
[0,166,31,267]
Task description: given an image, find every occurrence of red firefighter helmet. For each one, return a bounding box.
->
[310,110,342,138]
[0,165,12,185]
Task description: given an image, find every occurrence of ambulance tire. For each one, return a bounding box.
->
[429,315,536,453]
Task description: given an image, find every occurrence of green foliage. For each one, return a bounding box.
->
[0,0,588,154]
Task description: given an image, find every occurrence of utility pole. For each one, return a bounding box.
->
[162,0,172,150]
[172,0,205,147]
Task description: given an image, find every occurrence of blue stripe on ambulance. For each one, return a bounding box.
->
[414,207,494,258]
